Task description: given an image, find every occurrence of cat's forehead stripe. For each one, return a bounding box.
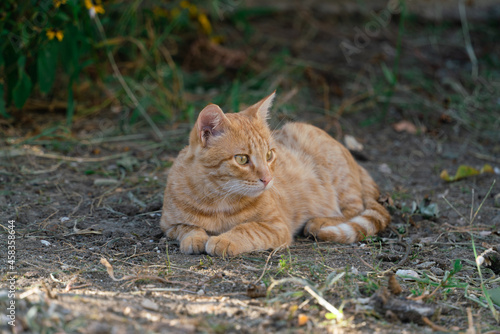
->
[249,137,267,153]
[247,128,268,149]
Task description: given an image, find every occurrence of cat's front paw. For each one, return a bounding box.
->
[205,235,241,257]
[180,232,209,254]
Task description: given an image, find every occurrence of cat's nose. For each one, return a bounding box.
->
[259,176,272,187]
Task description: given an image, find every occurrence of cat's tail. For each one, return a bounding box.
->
[307,168,391,243]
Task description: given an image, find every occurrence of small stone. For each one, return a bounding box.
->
[141,298,159,312]
[379,163,392,174]
[430,267,444,276]
[123,306,132,316]
[93,178,120,186]
[395,269,419,281]
[344,135,364,151]
[197,289,205,296]
[416,261,436,269]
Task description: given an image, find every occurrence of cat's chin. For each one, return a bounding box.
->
[244,190,265,198]
[244,184,273,197]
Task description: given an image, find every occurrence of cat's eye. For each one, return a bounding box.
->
[266,150,273,161]
[235,155,249,165]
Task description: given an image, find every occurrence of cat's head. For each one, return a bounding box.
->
[188,92,276,197]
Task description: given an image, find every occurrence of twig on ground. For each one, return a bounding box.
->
[25,149,130,163]
[70,192,84,215]
[63,220,102,236]
[422,316,450,332]
[20,162,63,175]
[466,307,476,334]
[100,257,191,287]
[358,256,375,271]
[469,151,500,164]
[141,287,197,294]
[39,210,59,229]
[253,246,283,284]
[64,283,91,292]
[304,285,343,320]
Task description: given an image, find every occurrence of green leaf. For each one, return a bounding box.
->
[419,201,439,218]
[12,57,33,108]
[37,42,58,94]
[442,271,450,283]
[487,287,500,306]
[60,25,78,74]
[452,259,462,274]
[381,62,396,85]
[325,312,337,320]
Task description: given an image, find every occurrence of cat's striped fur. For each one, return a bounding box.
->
[160,93,390,256]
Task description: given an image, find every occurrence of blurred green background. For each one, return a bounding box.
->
[1,0,499,146]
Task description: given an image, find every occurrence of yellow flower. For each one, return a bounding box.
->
[210,35,223,44]
[180,1,198,16]
[84,0,105,16]
[169,7,181,20]
[46,29,64,41]
[54,0,67,8]
[153,6,169,18]
[197,13,212,35]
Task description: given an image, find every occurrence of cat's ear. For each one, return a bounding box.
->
[197,104,227,147]
[244,91,276,121]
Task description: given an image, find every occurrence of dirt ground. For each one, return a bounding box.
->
[1,8,500,334]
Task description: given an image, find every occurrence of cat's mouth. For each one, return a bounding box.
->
[264,179,274,190]
[248,179,273,196]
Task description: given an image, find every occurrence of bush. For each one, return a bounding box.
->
[0,0,220,124]
[1,0,99,120]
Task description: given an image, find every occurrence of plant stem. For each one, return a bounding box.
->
[92,15,164,140]
[459,0,479,80]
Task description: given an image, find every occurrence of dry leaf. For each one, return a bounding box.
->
[371,287,437,324]
[100,257,134,281]
[246,284,267,298]
[388,274,403,295]
[440,164,494,182]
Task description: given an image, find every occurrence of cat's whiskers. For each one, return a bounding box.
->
[219,183,240,204]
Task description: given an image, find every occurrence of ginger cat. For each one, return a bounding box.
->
[160,93,390,257]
